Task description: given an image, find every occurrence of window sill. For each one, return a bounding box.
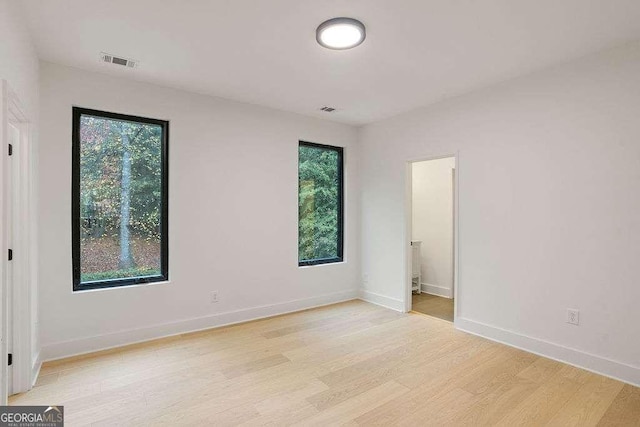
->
[73,280,171,294]
[298,261,346,269]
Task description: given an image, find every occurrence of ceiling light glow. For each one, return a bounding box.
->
[316,18,366,50]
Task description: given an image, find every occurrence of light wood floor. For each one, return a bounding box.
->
[10,301,639,426]
[412,293,455,322]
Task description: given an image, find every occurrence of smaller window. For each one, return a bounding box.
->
[298,141,344,266]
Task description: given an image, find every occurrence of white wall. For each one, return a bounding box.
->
[0,0,39,118]
[0,0,40,383]
[412,157,455,297]
[359,42,640,386]
[39,62,360,359]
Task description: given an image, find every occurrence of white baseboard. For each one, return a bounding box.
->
[421,283,453,298]
[41,290,638,388]
[41,289,359,362]
[359,290,405,312]
[455,317,640,388]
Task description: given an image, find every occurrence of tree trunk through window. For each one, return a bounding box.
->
[118,123,135,270]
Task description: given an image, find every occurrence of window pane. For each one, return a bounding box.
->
[76,110,166,287]
[298,142,343,265]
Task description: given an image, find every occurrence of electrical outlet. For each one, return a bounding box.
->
[211,291,219,303]
[567,309,579,325]
[362,274,369,285]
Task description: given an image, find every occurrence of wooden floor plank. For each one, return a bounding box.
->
[494,374,582,426]
[547,375,624,427]
[412,293,454,322]
[294,380,410,426]
[597,384,640,427]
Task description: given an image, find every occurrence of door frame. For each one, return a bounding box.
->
[1,80,36,401]
[404,152,460,323]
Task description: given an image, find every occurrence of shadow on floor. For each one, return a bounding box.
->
[412,293,454,322]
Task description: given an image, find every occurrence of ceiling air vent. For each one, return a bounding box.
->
[320,106,336,112]
[100,52,138,68]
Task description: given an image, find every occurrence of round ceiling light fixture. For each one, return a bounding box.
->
[316,17,366,50]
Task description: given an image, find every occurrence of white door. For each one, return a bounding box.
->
[6,124,18,396]
[0,120,16,404]
[1,83,33,402]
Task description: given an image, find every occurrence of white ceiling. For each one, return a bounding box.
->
[21,0,640,125]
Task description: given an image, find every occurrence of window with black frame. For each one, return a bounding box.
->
[298,141,344,266]
[72,107,168,290]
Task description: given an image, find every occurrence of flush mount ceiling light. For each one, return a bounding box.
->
[316,17,366,50]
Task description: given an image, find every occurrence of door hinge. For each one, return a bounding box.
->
[8,354,12,366]
[8,249,12,261]
[8,144,12,156]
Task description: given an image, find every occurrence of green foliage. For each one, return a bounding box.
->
[298,145,340,261]
[81,267,160,282]
[80,116,162,240]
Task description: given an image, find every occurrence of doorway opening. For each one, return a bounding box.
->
[408,156,456,322]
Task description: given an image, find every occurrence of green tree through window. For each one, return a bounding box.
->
[73,108,168,290]
[298,142,343,265]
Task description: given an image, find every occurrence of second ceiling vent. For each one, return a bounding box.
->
[101,52,138,68]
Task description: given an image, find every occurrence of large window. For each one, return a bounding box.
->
[72,108,169,290]
[298,141,344,266]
